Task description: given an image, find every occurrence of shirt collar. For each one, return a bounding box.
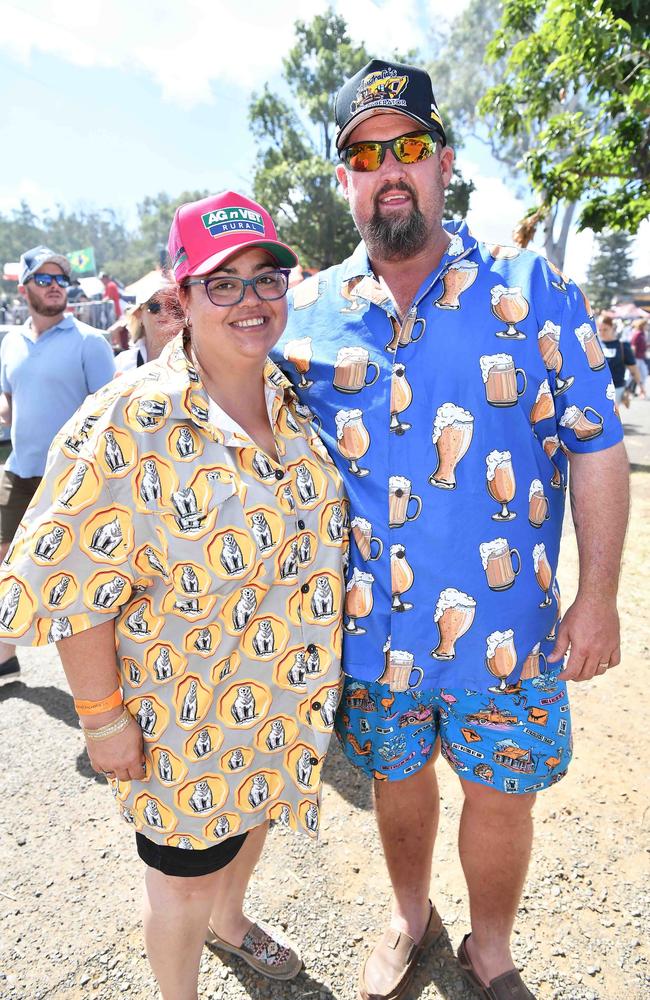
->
[341,218,478,283]
[23,314,76,340]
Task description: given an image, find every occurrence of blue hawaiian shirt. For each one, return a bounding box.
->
[272,221,623,691]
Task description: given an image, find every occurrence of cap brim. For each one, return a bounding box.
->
[188,240,298,278]
[337,109,445,150]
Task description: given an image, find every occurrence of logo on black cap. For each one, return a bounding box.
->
[351,68,409,114]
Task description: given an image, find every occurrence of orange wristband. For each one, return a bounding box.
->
[74,687,123,716]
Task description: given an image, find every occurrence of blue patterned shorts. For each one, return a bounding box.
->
[335,672,572,794]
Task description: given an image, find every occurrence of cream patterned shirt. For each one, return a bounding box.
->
[0,334,348,848]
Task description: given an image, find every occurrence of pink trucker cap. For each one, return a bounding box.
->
[168,191,298,282]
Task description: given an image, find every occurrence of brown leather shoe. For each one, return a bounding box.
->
[457,934,536,999]
[358,902,443,1000]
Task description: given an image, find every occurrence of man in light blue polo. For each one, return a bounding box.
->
[0,245,115,680]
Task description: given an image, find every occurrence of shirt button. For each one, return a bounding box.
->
[274,469,284,480]
[297,519,305,530]
[307,643,316,654]
[301,584,310,594]
[312,701,321,711]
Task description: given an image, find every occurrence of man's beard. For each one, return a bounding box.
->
[26,286,66,317]
[359,181,429,261]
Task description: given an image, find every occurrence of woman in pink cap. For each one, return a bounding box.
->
[0,192,347,998]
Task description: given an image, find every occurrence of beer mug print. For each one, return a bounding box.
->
[335,409,370,477]
[351,517,382,561]
[520,641,547,680]
[575,322,606,371]
[530,379,555,425]
[390,363,413,434]
[485,629,517,691]
[486,450,516,521]
[390,544,414,612]
[479,538,521,591]
[385,312,426,352]
[480,354,527,407]
[533,542,553,607]
[434,260,478,310]
[490,285,529,339]
[388,476,422,528]
[332,346,379,394]
[344,568,374,635]
[528,479,549,528]
[542,434,563,489]
[605,382,618,414]
[379,648,424,693]
[486,244,520,260]
[431,587,476,660]
[559,404,604,442]
[430,403,474,489]
[537,321,574,395]
[283,338,313,388]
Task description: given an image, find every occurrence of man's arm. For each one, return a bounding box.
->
[547,441,629,680]
[82,334,116,392]
[0,392,12,425]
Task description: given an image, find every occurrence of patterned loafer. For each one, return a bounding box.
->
[457,934,536,999]
[358,902,444,1000]
[206,920,302,980]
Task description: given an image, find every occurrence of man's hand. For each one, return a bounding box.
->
[547,595,621,681]
[84,716,146,782]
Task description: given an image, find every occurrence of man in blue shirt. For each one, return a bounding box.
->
[274,60,629,1000]
[0,245,115,680]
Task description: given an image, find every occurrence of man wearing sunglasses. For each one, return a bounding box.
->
[274,59,628,1000]
[0,245,115,681]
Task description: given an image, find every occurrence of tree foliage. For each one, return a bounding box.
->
[586,230,635,310]
[481,0,650,234]
[250,9,474,270]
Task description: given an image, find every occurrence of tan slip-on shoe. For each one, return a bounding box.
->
[358,902,444,1000]
[457,933,536,999]
[206,920,302,980]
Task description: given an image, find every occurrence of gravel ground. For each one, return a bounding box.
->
[0,461,648,1000]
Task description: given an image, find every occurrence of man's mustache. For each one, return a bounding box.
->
[373,180,418,211]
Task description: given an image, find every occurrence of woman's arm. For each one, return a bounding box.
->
[57,619,145,781]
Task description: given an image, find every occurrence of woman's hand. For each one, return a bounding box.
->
[84,715,146,782]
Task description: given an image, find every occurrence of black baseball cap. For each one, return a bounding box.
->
[335,59,447,150]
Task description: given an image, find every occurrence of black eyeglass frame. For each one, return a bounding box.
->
[29,273,71,288]
[339,129,439,171]
[183,269,292,307]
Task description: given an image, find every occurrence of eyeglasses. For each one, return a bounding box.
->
[30,273,70,288]
[184,269,291,307]
[340,131,438,172]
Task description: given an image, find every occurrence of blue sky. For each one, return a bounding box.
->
[0,0,647,284]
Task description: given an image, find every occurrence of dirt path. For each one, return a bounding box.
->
[1,422,648,1000]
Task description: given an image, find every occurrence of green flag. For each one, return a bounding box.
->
[67,247,96,275]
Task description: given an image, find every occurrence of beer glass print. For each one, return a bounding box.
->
[344,568,374,635]
[487,244,520,260]
[431,587,476,660]
[537,321,574,395]
[391,544,414,612]
[520,642,547,680]
[339,275,365,313]
[283,338,313,388]
[379,649,424,693]
[528,479,550,528]
[486,450,516,521]
[335,409,370,477]
[575,323,606,371]
[390,363,413,434]
[559,404,604,442]
[479,538,521,591]
[485,629,517,691]
[480,354,527,407]
[430,403,474,489]
[351,517,383,561]
[385,312,426,352]
[434,260,478,310]
[533,542,553,607]
[548,260,568,292]
[490,285,529,339]
[542,435,563,489]
[333,346,379,393]
[530,379,555,425]
[388,476,422,528]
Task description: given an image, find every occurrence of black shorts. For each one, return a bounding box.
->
[0,470,41,544]
[136,831,248,877]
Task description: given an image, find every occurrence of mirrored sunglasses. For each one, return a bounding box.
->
[31,273,70,288]
[340,131,438,172]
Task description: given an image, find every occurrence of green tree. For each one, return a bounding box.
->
[586,230,634,310]
[250,9,473,270]
[481,0,650,237]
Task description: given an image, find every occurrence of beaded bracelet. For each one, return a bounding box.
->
[81,708,131,742]
[74,687,123,716]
